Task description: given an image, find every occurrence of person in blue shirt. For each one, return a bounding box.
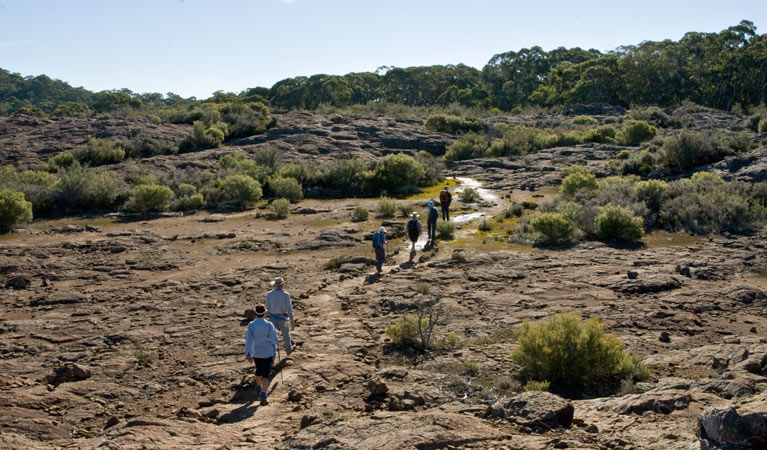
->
[245,304,279,405]
[426,201,439,242]
[372,226,387,273]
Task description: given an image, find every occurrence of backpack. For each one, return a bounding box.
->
[372,232,385,248]
[428,207,439,222]
[439,190,451,204]
[406,219,420,240]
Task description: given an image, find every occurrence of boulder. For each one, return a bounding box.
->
[601,390,692,415]
[698,392,767,447]
[489,391,574,429]
[610,275,683,295]
[46,363,92,387]
[366,378,388,397]
[5,276,31,289]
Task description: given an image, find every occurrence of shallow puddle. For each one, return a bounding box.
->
[643,230,706,248]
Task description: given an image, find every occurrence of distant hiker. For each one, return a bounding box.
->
[426,201,438,242]
[265,278,295,355]
[439,186,452,220]
[372,226,387,273]
[406,212,422,260]
[245,304,278,405]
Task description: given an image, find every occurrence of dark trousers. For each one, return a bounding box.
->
[441,204,450,220]
[427,220,436,240]
[374,247,385,272]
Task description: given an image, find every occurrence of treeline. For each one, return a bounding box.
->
[2,21,765,117]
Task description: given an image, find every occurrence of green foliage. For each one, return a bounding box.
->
[458,187,480,203]
[478,219,492,232]
[511,313,650,390]
[414,150,445,186]
[523,380,550,392]
[56,164,123,211]
[616,120,657,145]
[376,196,397,218]
[279,162,313,186]
[594,203,643,242]
[571,115,598,126]
[690,171,724,184]
[48,151,76,171]
[369,153,426,194]
[560,171,598,196]
[0,189,33,230]
[52,102,91,117]
[213,174,263,209]
[635,179,668,212]
[425,114,481,134]
[172,193,204,211]
[351,204,369,222]
[461,359,480,376]
[759,118,767,133]
[444,134,488,161]
[0,167,60,213]
[72,138,125,166]
[661,131,732,173]
[385,315,429,347]
[268,176,303,201]
[398,203,415,218]
[412,282,431,295]
[437,221,456,240]
[629,106,678,128]
[270,198,290,219]
[123,184,174,213]
[179,120,226,152]
[531,212,574,242]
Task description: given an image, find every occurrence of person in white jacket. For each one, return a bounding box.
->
[245,304,278,405]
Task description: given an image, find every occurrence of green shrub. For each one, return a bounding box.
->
[629,106,678,128]
[376,196,397,218]
[759,118,767,133]
[268,176,303,201]
[458,187,480,203]
[385,315,429,347]
[370,153,426,194]
[414,150,446,186]
[556,201,582,224]
[172,193,204,211]
[56,164,123,211]
[413,282,431,295]
[425,114,480,134]
[461,359,480,376]
[0,189,33,230]
[253,146,281,172]
[52,102,91,117]
[176,183,197,197]
[120,138,178,159]
[270,198,290,219]
[594,203,643,242]
[580,125,617,143]
[132,174,160,186]
[279,163,313,186]
[72,138,125,166]
[215,174,263,209]
[444,134,488,161]
[531,212,573,242]
[478,219,492,232]
[179,120,226,152]
[48,151,75,170]
[560,171,598,196]
[123,184,174,213]
[398,203,415,218]
[351,204,369,222]
[0,167,60,213]
[616,120,657,146]
[437,221,456,240]
[572,115,598,126]
[523,380,550,392]
[661,131,718,173]
[635,179,668,212]
[511,313,650,389]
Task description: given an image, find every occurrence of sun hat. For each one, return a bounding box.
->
[379,226,386,233]
[411,212,419,218]
[427,201,434,207]
[254,304,267,317]
[271,277,285,288]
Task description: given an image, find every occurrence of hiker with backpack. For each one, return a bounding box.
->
[265,277,295,355]
[245,304,278,405]
[372,226,387,274]
[426,201,438,242]
[406,212,422,260]
[439,186,452,220]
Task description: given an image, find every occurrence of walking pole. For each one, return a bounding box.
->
[276,346,285,386]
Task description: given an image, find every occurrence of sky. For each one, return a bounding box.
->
[1,0,765,99]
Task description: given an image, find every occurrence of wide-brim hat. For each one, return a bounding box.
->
[272,277,285,288]
[411,212,419,218]
[378,226,386,233]
[255,304,267,316]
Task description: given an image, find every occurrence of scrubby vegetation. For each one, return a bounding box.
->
[0,189,33,230]
[123,184,174,213]
[376,197,397,218]
[512,313,650,392]
[436,221,456,240]
[270,198,290,219]
[351,204,369,222]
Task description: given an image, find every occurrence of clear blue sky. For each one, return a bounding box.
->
[1,0,764,99]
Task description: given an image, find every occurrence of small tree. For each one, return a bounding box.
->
[0,189,33,230]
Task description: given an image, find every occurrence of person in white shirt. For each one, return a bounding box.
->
[244,304,278,405]
[265,277,295,354]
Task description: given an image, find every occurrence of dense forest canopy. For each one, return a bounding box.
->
[1,20,765,117]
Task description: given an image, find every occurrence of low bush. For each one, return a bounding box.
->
[0,189,33,230]
[461,359,480,376]
[425,114,481,134]
[48,151,75,170]
[531,212,573,242]
[616,120,657,146]
[629,106,679,128]
[56,164,124,211]
[120,138,178,159]
[351,204,369,222]
[478,219,492,231]
[594,203,643,242]
[172,193,204,211]
[560,171,598,197]
[72,138,125,166]
[270,198,290,219]
[268,176,303,201]
[369,153,426,195]
[0,167,60,213]
[635,179,668,212]
[458,187,480,203]
[759,118,767,133]
[123,184,174,213]
[179,120,226,152]
[444,134,488,161]
[385,315,429,347]
[437,221,456,240]
[213,174,262,209]
[376,196,397,218]
[279,162,313,186]
[523,380,550,392]
[398,203,415,218]
[572,115,598,126]
[511,313,650,390]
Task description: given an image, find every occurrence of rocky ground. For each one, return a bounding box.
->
[1,110,766,449]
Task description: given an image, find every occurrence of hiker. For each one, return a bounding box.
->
[372,226,387,273]
[245,304,278,405]
[439,186,452,220]
[406,212,422,260]
[265,277,295,355]
[426,201,438,242]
